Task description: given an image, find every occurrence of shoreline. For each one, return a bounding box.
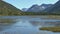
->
[40,27,60,32]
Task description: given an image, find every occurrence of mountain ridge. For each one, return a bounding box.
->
[0,0,22,16]
[45,0,60,14]
[22,4,53,12]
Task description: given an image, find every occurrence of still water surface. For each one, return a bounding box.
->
[0,16,60,34]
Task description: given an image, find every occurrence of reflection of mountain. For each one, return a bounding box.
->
[29,20,60,26]
[44,21,60,26]
[23,4,53,12]
[0,0,22,16]
[29,21,40,26]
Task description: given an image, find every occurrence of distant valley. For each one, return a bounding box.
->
[0,0,60,16]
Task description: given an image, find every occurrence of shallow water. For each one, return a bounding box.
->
[0,16,60,34]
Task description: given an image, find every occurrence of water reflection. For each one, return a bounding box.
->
[29,21,40,26]
[0,18,18,31]
[29,20,60,27]
[0,16,60,34]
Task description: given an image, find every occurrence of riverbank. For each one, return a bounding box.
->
[0,19,17,23]
[22,15,60,19]
[40,27,60,32]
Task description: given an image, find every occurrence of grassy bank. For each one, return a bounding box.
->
[40,27,60,32]
[0,19,16,23]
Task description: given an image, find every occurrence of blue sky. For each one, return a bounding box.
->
[3,0,58,9]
